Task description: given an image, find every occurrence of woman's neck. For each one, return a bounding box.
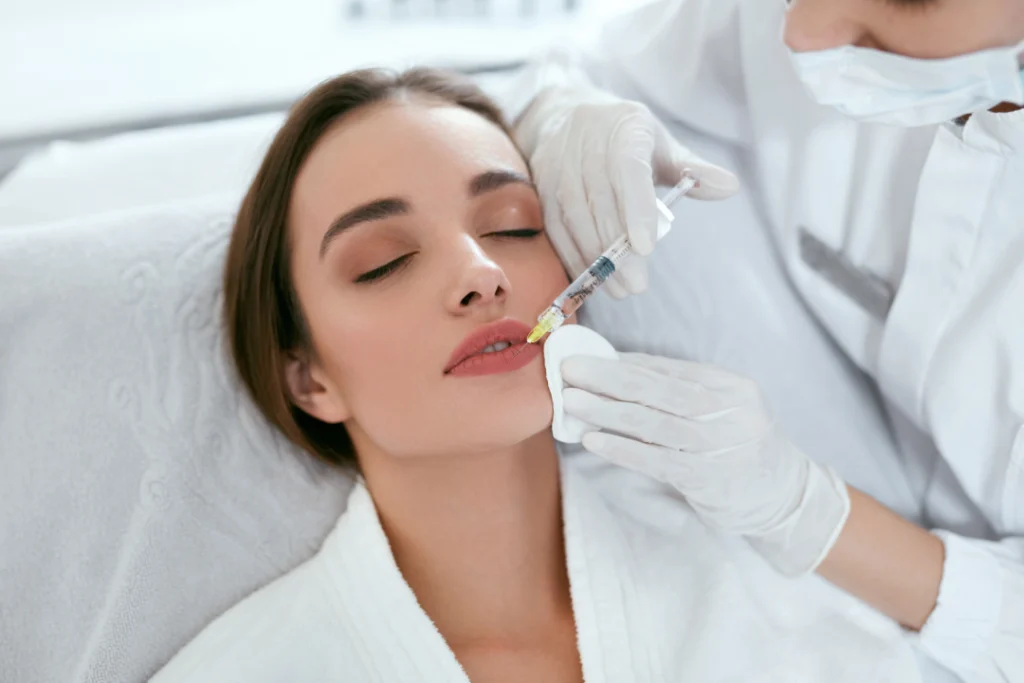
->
[358,432,570,646]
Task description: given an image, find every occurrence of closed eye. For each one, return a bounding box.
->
[880,0,939,8]
[354,253,414,283]
[486,228,543,240]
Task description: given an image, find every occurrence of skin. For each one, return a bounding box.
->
[818,488,946,631]
[285,96,581,683]
[785,0,1024,58]
[287,99,567,458]
[786,0,1024,112]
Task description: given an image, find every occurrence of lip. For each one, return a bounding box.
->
[444,318,541,377]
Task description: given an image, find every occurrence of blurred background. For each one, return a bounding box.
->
[0,0,638,179]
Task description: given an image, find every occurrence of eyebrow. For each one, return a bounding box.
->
[318,169,535,259]
[319,198,409,259]
[469,169,535,197]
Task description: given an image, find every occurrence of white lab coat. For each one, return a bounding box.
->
[152,450,919,682]
[508,0,1024,681]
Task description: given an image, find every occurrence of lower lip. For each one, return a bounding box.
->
[446,342,541,377]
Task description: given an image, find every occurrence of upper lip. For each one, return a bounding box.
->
[445,318,530,373]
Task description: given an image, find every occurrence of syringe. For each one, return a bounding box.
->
[523,175,698,346]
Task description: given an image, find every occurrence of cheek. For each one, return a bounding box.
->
[883,3,1013,58]
[309,291,478,456]
[514,237,571,306]
[310,293,433,405]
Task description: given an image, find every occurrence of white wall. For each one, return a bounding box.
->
[1,0,600,24]
[2,0,330,23]
[0,0,637,174]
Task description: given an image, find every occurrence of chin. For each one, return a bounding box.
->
[450,367,554,443]
[452,398,554,455]
[488,405,555,446]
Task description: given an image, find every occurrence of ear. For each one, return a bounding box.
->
[283,351,350,424]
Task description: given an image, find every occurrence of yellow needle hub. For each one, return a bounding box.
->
[526,323,548,344]
[527,307,565,344]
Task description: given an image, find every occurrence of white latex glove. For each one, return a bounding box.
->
[561,352,851,578]
[514,85,740,297]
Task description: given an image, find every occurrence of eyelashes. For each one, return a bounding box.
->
[785,0,938,10]
[488,228,543,240]
[881,0,939,8]
[353,228,543,283]
[354,254,413,283]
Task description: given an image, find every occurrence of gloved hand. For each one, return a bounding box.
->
[560,352,851,578]
[514,85,740,297]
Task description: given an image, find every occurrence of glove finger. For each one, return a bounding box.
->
[563,388,722,452]
[546,158,593,279]
[542,200,589,280]
[533,118,595,279]
[609,255,649,295]
[579,154,641,296]
[562,356,729,418]
[608,110,659,257]
[580,431,701,487]
[617,352,740,392]
[601,272,631,300]
[580,162,649,296]
[561,124,610,267]
[582,132,624,251]
[653,123,740,201]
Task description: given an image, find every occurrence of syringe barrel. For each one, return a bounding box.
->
[553,236,634,317]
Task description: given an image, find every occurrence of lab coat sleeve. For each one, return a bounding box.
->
[500,0,752,146]
[915,531,1024,682]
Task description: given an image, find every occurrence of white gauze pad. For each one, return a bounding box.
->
[544,325,618,443]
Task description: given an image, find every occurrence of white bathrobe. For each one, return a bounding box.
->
[152,449,920,682]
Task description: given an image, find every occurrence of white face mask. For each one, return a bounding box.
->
[789,40,1024,127]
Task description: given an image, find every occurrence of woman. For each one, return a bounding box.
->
[152,68,917,682]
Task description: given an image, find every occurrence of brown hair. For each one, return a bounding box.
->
[223,68,513,467]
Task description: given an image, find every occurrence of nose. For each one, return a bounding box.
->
[445,236,511,315]
[783,0,868,53]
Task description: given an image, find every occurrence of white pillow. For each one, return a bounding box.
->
[0,196,352,683]
[0,74,518,230]
[0,113,284,227]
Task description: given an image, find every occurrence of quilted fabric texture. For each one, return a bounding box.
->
[0,197,353,683]
[0,113,284,228]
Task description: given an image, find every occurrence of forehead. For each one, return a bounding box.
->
[291,99,527,225]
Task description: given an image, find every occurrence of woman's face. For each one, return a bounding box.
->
[784,0,1024,59]
[286,98,569,460]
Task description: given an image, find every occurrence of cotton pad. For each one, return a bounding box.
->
[544,325,618,443]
